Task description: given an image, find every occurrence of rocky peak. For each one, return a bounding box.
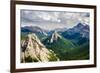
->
[50,31,62,43]
[21,33,59,63]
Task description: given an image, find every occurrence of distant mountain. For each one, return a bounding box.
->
[21,26,48,36]
[73,23,89,38]
[61,23,89,45]
[21,26,48,41]
[67,23,89,37]
[21,33,59,63]
[42,31,76,60]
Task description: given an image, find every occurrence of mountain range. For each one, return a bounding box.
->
[21,26,48,41]
[21,22,90,61]
[21,23,89,39]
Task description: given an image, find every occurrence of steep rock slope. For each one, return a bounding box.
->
[21,33,59,63]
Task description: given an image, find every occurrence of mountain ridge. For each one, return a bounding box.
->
[21,33,59,63]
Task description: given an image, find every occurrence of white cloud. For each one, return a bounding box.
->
[21,10,90,30]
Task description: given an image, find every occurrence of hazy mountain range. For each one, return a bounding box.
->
[21,22,89,40]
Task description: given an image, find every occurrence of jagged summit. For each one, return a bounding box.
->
[50,31,62,43]
[27,33,45,47]
[21,33,59,63]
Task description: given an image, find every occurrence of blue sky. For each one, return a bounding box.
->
[21,10,90,30]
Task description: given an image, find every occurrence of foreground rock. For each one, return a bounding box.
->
[21,33,59,63]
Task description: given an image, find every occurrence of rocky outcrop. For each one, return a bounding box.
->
[50,31,62,43]
[21,33,59,63]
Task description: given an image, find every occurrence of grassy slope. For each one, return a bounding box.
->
[42,37,89,61]
[42,37,76,60]
[66,42,89,60]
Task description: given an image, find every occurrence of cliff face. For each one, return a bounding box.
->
[50,31,62,43]
[21,33,59,63]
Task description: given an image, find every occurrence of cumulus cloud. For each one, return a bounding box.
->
[21,10,90,30]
